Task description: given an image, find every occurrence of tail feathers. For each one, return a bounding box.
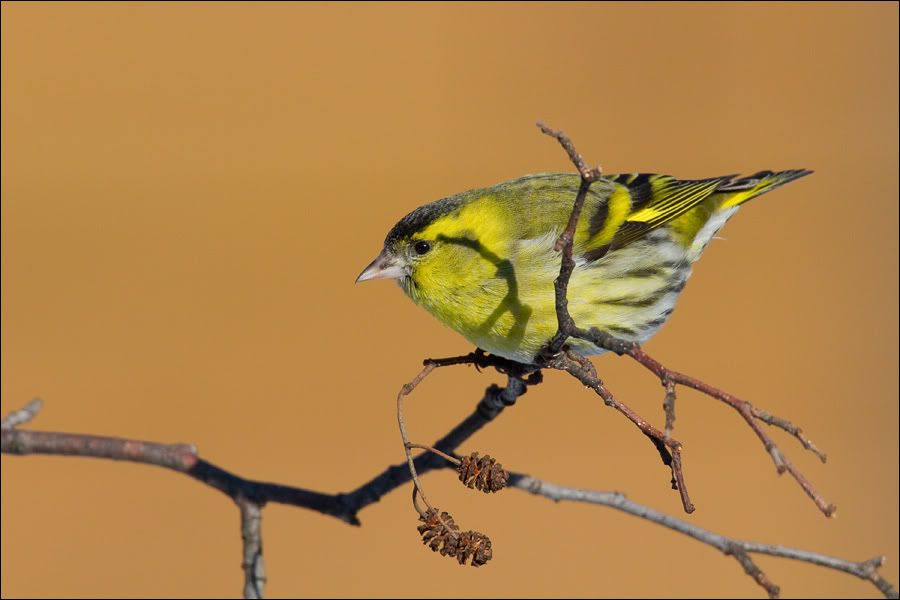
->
[682,169,812,262]
[717,169,813,210]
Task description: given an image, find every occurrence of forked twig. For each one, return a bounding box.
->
[533,121,834,517]
[397,362,440,514]
[624,344,834,515]
[535,122,694,512]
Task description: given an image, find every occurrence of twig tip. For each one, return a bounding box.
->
[1,397,45,430]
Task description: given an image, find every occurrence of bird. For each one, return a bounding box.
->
[356,170,811,364]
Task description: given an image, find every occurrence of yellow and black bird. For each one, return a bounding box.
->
[357,170,811,364]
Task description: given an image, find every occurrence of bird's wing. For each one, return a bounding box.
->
[491,172,731,259]
[580,173,732,260]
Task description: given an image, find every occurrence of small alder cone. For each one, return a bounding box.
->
[417,508,493,567]
[458,451,508,493]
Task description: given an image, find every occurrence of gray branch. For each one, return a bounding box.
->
[238,498,266,599]
[511,475,897,598]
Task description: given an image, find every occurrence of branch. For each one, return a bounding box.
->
[624,343,834,515]
[238,498,265,599]
[2,399,895,598]
[533,121,834,517]
[546,349,694,512]
[0,123,884,596]
[1,397,43,429]
[511,474,897,599]
[1,373,528,598]
[0,375,526,524]
[395,353,536,562]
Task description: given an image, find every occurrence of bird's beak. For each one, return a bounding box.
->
[355,249,407,283]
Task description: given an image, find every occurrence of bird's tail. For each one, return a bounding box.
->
[716,169,813,210]
[681,169,812,261]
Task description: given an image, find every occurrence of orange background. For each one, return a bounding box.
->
[2,2,898,598]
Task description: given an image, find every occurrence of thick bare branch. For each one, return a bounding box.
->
[1,380,526,598]
[1,375,529,526]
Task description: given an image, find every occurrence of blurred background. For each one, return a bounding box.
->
[2,2,897,598]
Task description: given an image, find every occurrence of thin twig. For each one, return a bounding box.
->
[406,443,462,466]
[397,353,536,520]
[622,343,836,517]
[727,544,782,598]
[536,121,602,180]
[397,362,439,514]
[237,497,266,600]
[663,377,677,440]
[424,350,539,377]
[534,122,602,357]
[752,406,827,462]
[547,350,694,513]
[1,397,43,430]
[535,122,696,508]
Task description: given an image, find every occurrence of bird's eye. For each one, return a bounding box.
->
[414,240,432,255]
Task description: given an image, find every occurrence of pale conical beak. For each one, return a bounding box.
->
[355,249,408,283]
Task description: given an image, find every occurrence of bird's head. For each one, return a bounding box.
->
[355,192,505,303]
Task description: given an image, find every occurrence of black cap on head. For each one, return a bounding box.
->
[384,195,466,246]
